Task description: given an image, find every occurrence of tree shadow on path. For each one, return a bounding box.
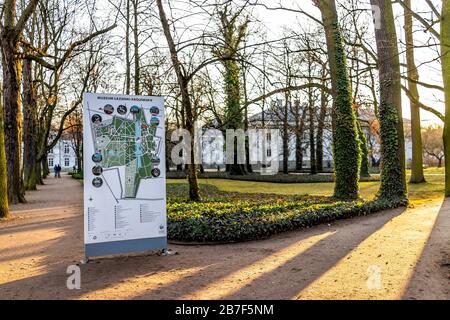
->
[402,198,450,300]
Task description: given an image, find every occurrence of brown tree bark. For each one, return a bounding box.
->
[371,0,407,200]
[442,0,450,196]
[0,87,9,218]
[404,0,426,184]
[283,98,289,174]
[22,58,39,190]
[316,88,328,172]
[1,0,40,204]
[315,0,361,199]
[156,0,201,201]
[132,0,140,95]
[1,33,26,203]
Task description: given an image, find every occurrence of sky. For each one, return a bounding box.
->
[252,0,444,125]
[96,0,444,125]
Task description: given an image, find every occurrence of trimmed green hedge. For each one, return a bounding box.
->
[71,172,84,180]
[167,193,407,243]
[166,171,380,183]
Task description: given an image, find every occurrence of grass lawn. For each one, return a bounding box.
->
[166,173,444,242]
[167,173,444,206]
[406,167,444,175]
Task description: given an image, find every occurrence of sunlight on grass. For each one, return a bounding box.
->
[167,173,444,205]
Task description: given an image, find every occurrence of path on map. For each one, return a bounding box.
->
[0,174,449,299]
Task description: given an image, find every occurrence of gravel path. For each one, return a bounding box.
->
[0,174,448,300]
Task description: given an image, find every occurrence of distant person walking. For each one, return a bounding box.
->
[54,164,62,179]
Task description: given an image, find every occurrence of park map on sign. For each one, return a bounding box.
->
[93,107,161,199]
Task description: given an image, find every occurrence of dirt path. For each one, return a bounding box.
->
[0,174,449,300]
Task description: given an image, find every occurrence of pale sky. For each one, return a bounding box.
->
[96,0,444,125]
[253,0,444,125]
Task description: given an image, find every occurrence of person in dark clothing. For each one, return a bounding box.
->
[54,164,62,178]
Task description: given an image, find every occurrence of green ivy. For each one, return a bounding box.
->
[378,102,408,201]
[167,195,407,243]
[331,23,361,200]
[357,120,370,178]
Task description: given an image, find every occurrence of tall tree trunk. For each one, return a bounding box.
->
[77,138,83,174]
[215,7,248,176]
[308,87,317,175]
[23,59,39,190]
[36,161,43,185]
[404,0,425,184]
[133,0,140,95]
[442,0,450,197]
[294,100,305,171]
[242,64,253,174]
[296,133,303,170]
[283,99,289,174]
[1,32,26,204]
[371,0,407,201]
[0,87,9,218]
[224,60,246,176]
[42,156,49,179]
[316,89,327,172]
[125,0,131,94]
[357,120,370,177]
[316,0,361,199]
[156,0,201,201]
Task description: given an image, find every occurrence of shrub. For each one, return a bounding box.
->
[72,172,84,180]
[167,184,407,243]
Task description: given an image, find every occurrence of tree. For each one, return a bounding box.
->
[404,0,425,184]
[23,4,115,189]
[422,125,445,168]
[356,117,370,178]
[0,87,8,218]
[314,0,361,199]
[0,0,40,204]
[291,98,307,170]
[156,0,201,201]
[66,109,83,173]
[22,57,39,190]
[213,3,249,175]
[442,0,450,196]
[370,0,407,201]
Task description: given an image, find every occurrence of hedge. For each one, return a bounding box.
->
[166,171,379,183]
[167,196,407,243]
[71,172,84,180]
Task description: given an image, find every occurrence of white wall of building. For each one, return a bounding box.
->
[47,139,78,171]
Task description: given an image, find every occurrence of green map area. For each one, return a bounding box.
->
[93,108,160,198]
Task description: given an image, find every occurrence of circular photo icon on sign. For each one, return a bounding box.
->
[92,177,103,188]
[92,153,102,163]
[92,166,103,176]
[91,114,102,124]
[151,157,161,165]
[150,106,160,116]
[151,168,161,178]
[130,105,140,114]
[104,104,114,115]
[117,105,127,115]
[150,117,160,126]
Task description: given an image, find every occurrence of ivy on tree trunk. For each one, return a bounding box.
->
[442,0,450,197]
[371,0,408,201]
[317,0,361,200]
[0,88,9,218]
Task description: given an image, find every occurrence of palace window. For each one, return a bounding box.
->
[64,158,70,167]
[48,158,54,167]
